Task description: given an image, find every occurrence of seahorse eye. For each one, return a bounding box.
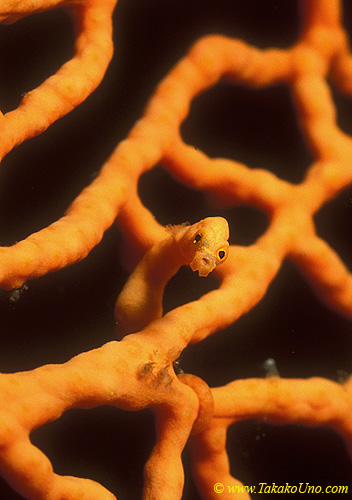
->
[193,233,202,244]
[218,249,226,260]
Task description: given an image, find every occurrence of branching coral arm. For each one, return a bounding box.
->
[330,45,352,95]
[0,0,84,23]
[0,339,201,500]
[300,0,342,31]
[189,421,250,500]
[0,166,127,290]
[212,376,352,435]
[0,96,169,290]
[163,139,291,212]
[0,0,117,159]
[0,122,163,290]
[291,73,352,160]
[0,439,117,500]
[144,396,199,500]
[116,189,168,270]
[0,342,130,500]
[188,374,352,499]
[289,235,352,317]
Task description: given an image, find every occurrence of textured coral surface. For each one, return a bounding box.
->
[1,1,352,499]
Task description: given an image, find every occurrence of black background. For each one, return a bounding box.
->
[0,0,352,498]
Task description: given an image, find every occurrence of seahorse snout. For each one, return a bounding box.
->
[190,252,216,277]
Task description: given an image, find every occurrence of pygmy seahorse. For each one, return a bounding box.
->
[115,217,229,336]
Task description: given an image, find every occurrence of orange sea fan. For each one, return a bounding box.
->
[1,1,352,499]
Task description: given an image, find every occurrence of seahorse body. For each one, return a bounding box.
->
[115,217,229,336]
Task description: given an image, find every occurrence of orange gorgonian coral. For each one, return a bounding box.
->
[1,0,352,499]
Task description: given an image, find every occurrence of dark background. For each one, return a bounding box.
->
[0,0,352,498]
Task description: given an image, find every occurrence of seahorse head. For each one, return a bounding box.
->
[175,217,230,276]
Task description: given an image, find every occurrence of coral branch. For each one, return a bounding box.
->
[0,0,117,159]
